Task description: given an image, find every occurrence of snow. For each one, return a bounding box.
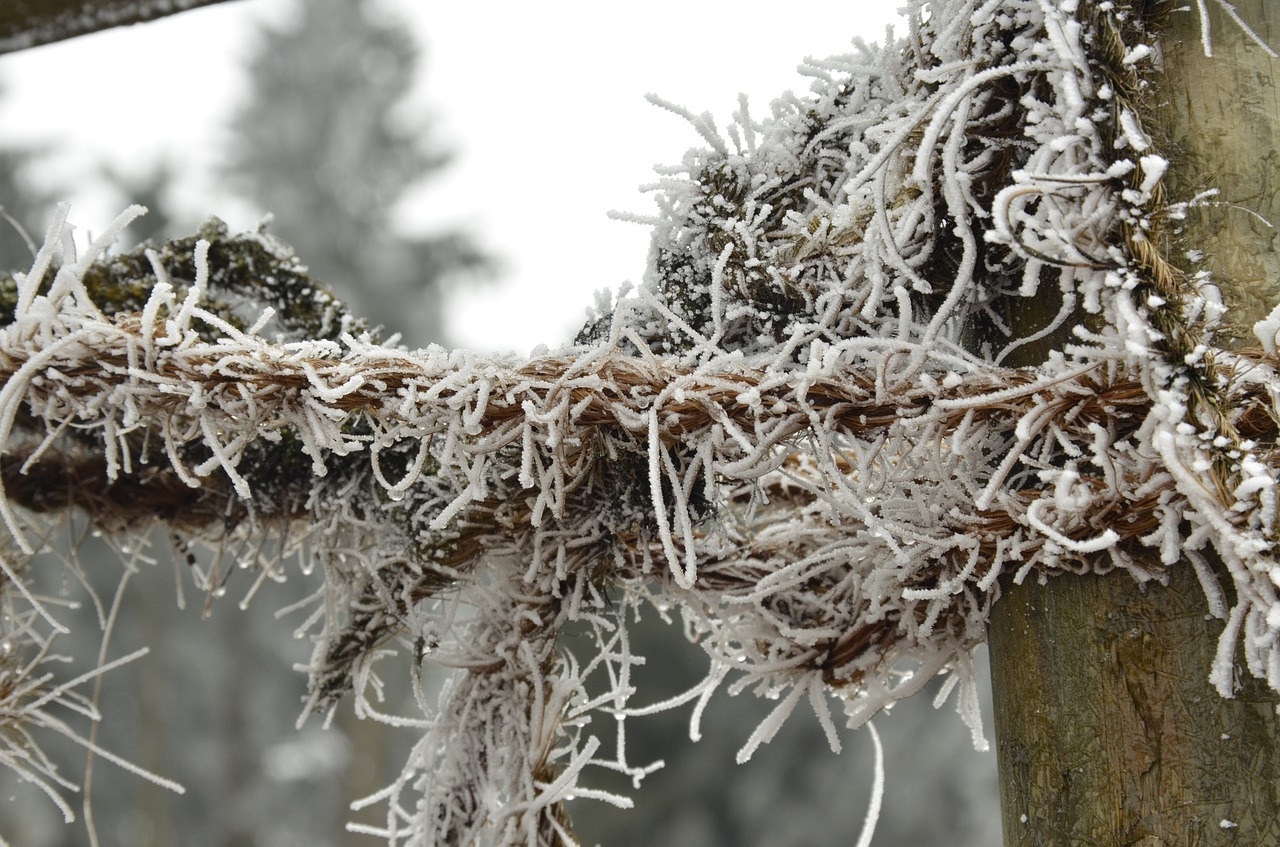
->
[1255,302,1280,355]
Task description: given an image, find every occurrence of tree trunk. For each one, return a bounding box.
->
[0,0,236,54]
[988,2,1280,844]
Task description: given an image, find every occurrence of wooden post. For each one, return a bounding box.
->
[1159,0,1280,341]
[987,2,1280,844]
[989,565,1280,844]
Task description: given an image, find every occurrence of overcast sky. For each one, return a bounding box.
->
[0,0,905,353]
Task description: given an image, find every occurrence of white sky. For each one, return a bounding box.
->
[0,0,905,354]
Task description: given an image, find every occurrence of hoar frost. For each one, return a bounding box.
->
[4,2,1280,846]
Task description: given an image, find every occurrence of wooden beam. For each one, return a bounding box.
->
[0,0,239,54]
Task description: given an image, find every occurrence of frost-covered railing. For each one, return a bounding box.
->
[0,0,232,54]
[5,1,1280,845]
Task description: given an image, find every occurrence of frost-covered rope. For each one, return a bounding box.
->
[5,2,1280,845]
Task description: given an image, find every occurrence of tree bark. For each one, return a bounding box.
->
[988,2,1280,844]
[0,0,238,54]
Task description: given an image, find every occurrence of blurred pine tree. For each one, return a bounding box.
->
[0,91,53,271]
[225,0,489,346]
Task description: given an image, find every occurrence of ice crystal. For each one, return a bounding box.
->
[4,2,1280,845]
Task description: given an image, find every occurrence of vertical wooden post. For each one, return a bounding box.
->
[989,565,1280,844]
[987,2,1280,844]
[1159,0,1280,340]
